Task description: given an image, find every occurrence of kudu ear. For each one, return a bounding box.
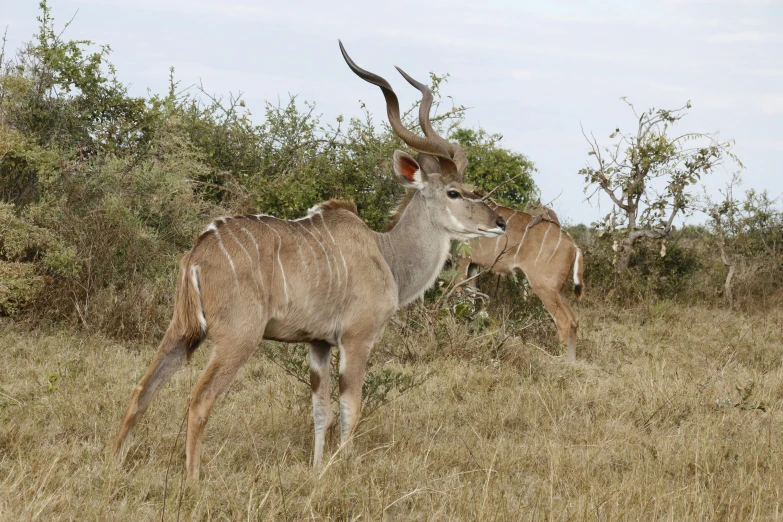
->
[393,150,427,189]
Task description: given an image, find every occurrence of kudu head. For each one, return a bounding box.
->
[339,41,506,239]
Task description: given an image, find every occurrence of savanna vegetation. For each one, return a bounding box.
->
[1,3,782,520]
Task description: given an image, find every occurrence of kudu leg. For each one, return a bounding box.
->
[185,337,259,480]
[535,287,577,362]
[310,341,334,467]
[114,327,190,459]
[558,292,579,362]
[337,339,371,456]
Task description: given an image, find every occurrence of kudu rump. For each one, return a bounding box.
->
[113,42,506,479]
[455,203,584,361]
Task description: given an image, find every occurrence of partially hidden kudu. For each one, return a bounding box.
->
[113,42,507,480]
[454,201,584,361]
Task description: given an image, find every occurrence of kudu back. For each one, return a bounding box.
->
[113,42,506,480]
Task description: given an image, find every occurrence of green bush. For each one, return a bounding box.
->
[574,230,702,304]
[0,201,79,315]
[0,3,538,339]
[0,126,60,205]
[0,261,43,315]
[6,1,778,341]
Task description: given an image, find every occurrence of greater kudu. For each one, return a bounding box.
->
[454,203,584,361]
[113,42,506,480]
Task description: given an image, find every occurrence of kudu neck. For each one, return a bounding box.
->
[375,191,450,306]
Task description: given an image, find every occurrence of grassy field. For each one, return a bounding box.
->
[1,302,782,521]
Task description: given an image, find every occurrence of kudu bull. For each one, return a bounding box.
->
[113,42,506,480]
[454,202,584,361]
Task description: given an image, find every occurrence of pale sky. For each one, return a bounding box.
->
[2,0,781,225]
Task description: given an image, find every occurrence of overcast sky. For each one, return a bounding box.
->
[2,0,781,225]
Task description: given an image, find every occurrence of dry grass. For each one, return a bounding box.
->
[1,302,783,521]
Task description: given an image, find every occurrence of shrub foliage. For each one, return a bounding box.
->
[1,3,780,341]
[0,3,539,338]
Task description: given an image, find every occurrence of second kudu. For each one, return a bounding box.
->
[113,42,506,480]
[454,202,584,361]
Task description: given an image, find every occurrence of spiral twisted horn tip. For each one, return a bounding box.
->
[395,66,427,91]
[338,40,351,64]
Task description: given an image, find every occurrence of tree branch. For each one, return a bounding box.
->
[664,203,680,233]
[580,124,630,211]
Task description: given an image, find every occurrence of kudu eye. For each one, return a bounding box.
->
[447,190,462,200]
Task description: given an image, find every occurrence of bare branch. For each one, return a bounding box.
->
[664,204,680,233]
[480,172,524,201]
[581,125,631,212]
[440,237,511,303]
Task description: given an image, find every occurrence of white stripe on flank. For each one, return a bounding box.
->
[546,230,563,263]
[534,223,553,265]
[226,226,251,263]
[295,221,332,301]
[240,227,266,295]
[307,218,335,299]
[513,222,534,263]
[319,214,350,302]
[293,233,308,268]
[315,217,340,287]
[280,222,308,272]
[213,228,238,285]
[506,211,518,226]
[261,222,289,303]
[226,226,260,295]
[292,222,321,288]
[573,249,581,286]
[190,265,207,332]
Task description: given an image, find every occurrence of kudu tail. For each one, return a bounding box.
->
[174,253,207,358]
[573,248,585,300]
[113,253,207,459]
